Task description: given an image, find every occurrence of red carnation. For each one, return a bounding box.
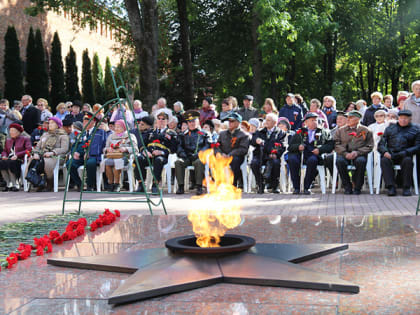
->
[348,132,357,137]
[114,210,120,217]
[74,131,79,136]
[61,232,71,241]
[75,226,85,236]
[152,139,161,144]
[37,126,42,130]
[290,122,294,125]
[77,218,88,227]
[270,150,277,154]
[90,221,98,232]
[49,230,60,240]
[53,236,63,244]
[211,143,220,148]
[46,243,53,253]
[296,129,302,134]
[43,127,48,131]
[95,219,103,228]
[274,143,282,147]
[36,247,44,256]
[377,132,383,136]
[304,132,308,136]
[6,253,18,268]
[197,131,204,135]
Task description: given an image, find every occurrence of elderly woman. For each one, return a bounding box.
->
[36,98,53,122]
[261,98,279,118]
[0,123,32,191]
[383,95,394,109]
[173,101,184,128]
[304,98,329,129]
[133,100,148,120]
[355,99,367,117]
[103,120,138,192]
[218,98,234,121]
[55,102,69,121]
[29,117,70,191]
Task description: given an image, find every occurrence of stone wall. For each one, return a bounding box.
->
[0,0,121,102]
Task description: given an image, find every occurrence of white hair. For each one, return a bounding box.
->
[133,99,142,106]
[412,80,420,91]
[169,116,178,124]
[173,101,183,110]
[157,97,167,105]
[265,113,279,122]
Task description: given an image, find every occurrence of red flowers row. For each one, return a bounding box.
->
[0,209,120,271]
[110,142,121,149]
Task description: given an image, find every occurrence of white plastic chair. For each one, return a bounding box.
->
[145,154,174,193]
[374,154,418,195]
[53,157,67,192]
[332,152,373,194]
[77,154,104,192]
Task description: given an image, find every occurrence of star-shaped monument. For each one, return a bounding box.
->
[48,235,359,305]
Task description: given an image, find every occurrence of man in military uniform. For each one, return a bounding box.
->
[216,112,250,187]
[67,112,107,191]
[334,110,373,194]
[134,110,177,194]
[324,111,348,177]
[378,110,420,196]
[175,110,211,195]
[288,113,334,194]
[251,113,286,194]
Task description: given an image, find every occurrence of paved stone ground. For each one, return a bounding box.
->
[0,189,418,226]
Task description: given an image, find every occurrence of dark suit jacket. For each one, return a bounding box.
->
[22,104,41,134]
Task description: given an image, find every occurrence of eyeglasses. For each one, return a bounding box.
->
[157,117,167,121]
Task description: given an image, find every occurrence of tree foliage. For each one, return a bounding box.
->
[25,27,37,97]
[81,49,95,104]
[50,32,66,109]
[92,53,105,104]
[103,57,115,101]
[3,26,24,104]
[65,45,81,102]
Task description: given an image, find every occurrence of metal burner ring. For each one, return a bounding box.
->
[165,234,256,255]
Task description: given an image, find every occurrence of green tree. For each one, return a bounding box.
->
[3,25,24,104]
[50,31,66,109]
[65,45,81,101]
[25,27,37,97]
[81,49,94,104]
[32,29,49,101]
[91,53,104,104]
[104,57,115,101]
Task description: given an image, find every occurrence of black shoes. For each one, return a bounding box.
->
[113,184,121,192]
[196,186,204,196]
[303,189,312,195]
[176,185,184,195]
[387,186,397,196]
[293,189,300,195]
[85,187,94,192]
[272,187,280,194]
[353,189,361,195]
[2,187,9,192]
[257,184,264,194]
[107,183,114,192]
[10,187,19,192]
[344,188,353,195]
[402,188,412,197]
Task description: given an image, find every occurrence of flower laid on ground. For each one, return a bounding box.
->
[0,209,120,271]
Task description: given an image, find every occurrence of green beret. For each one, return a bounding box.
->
[347,110,362,119]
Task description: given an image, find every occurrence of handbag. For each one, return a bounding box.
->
[25,158,46,187]
[105,151,124,159]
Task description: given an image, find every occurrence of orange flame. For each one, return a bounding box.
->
[187,148,242,247]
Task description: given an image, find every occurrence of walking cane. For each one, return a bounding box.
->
[300,150,304,192]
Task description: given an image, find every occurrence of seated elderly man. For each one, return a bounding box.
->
[216,112,250,188]
[175,110,211,195]
[134,110,177,194]
[67,112,107,191]
[334,110,373,195]
[251,113,286,194]
[378,110,420,196]
[288,113,334,195]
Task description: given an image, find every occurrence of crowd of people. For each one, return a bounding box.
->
[0,79,419,197]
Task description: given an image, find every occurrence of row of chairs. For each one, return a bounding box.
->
[20,150,418,195]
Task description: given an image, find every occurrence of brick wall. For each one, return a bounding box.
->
[0,0,121,103]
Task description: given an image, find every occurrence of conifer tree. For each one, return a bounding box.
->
[25,27,36,97]
[3,26,24,104]
[103,57,115,101]
[81,49,94,104]
[50,32,65,109]
[65,46,81,101]
[33,29,49,100]
[91,53,104,104]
